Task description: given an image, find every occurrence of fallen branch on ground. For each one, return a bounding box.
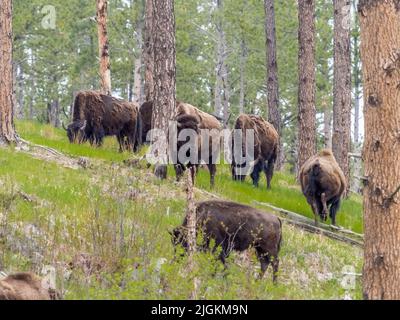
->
[252,201,364,245]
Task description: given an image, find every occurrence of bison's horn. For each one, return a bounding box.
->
[61,122,68,131]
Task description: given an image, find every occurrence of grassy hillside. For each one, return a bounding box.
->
[0,121,363,299]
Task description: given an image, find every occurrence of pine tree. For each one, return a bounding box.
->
[0,0,16,144]
[264,0,283,169]
[359,0,400,300]
[151,0,176,179]
[332,0,351,194]
[297,0,316,172]
[96,0,112,95]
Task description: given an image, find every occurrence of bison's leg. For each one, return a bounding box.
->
[320,193,328,222]
[250,161,263,187]
[271,256,279,284]
[174,164,185,182]
[264,157,276,189]
[329,197,341,226]
[309,199,320,226]
[207,164,216,187]
[117,135,124,153]
[255,248,270,279]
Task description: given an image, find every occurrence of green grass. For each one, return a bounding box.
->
[196,166,363,233]
[16,120,133,162]
[0,120,364,299]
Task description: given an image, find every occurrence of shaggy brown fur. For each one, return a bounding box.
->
[299,149,346,225]
[67,90,141,152]
[138,101,221,144]
[172,200,282,283]
[231,114,279,189]
[0,273,53,300]
[174,103,222,187]
[138,101,153,143]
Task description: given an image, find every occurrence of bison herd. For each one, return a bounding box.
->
[62,91,346,281]
[0,91,347,300]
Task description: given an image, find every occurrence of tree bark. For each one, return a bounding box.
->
[134,18,144,106]
[151,0,176,178]
[332,0,351,195]
[297,0,316,173]
[238,39,247,115]
[323,100,332,149]
[0,0,16,144]
[264,0,283,170]
[144,0,155,102]
[215,0,230,124]
[359,0,400,300]
[96,0,111,95]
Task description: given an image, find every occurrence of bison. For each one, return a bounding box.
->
[0,272,54,300]
[174,102,222,187]
[139,101,222,186]
[299,149,346,225]
[171,200,282,282]
[64,90,141,152]
[231,114,279,189]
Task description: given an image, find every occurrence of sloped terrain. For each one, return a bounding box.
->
[0,121,363,299]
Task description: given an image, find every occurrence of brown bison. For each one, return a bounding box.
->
[65,90,141,152]
[231,114,279,189]
[171,200,282,282]
[299,149,346,225]
[174,102,222,187]
[139,101,222,186]
[0,273,54,300]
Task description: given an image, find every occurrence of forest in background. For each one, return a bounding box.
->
[12,0,362,172]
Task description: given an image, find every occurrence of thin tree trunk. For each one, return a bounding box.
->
[144,0,155,102]
[353,5,361,147]
[134,19,144,106]
[323,101,332,149]
[264,0,283,170]
[96,0,111,95]
[332,0,351,195]
[215,0,230,124]
[151,0,176,179]
[0,0,16,144]
[239,39,247,115]
[359,0,400,300]
[297,0,316,173]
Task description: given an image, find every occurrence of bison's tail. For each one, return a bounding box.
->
[306,160,321,196]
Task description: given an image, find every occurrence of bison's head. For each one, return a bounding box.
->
[169,227,188,251]
[64,120,87,143]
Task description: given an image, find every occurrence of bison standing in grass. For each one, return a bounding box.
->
[0,273,55,300]
[299,149,346,226]
[231,114,279,189]
[64,90,141,152]
[174,102,222,187]
[171,200,282,283]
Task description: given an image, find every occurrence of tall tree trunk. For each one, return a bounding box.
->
[144,0,155,102]
[151,0,176,179]
[96,0,111,95]
[134,18,144,106]
[332,0,351,195]
[238,39,247,115]
[353,5,361,147]
[264,0,283,169]
[323,100,332,149]
[215,0,230,124]
[359,0,400,300]
[0,0,16,144]
[297,0,316,173]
